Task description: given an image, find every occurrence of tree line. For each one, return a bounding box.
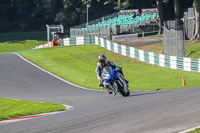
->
[157,0,200,40]
[0,0,195,35]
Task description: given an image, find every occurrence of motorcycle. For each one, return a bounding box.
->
[101,65,130,97]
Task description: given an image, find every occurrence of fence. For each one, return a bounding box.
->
[33,36,94,49]
[162,27,185,57]
[166,7,194,40]
[119,9,139,15]
[60,36,94,46]
[142,8,158,14]
[70,25,113,39]
[94,36,200,72]
[33,36,200,72]
[184,8,194,39]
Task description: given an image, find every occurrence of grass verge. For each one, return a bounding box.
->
[0,98,65,121]
[20,45,200,91]
[187,128,200,133]
[135,42,162,54]
[134,39,200,59]
[185,39,200,58]
[0,31,46,53]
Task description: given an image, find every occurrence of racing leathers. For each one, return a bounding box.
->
[95,60,124,88]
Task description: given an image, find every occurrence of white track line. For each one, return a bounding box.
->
[14,53,105,92]
[0,103,73,125]
[179,126,200,133]
[12,53,199,132]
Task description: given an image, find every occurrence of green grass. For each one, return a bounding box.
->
[134,39,200,59]
[0,98,65,121]
[185,40,200,58]
[135,42,162,54]
[187,128,200,133]
[20,45,200,91]
[0,31,46,53]
[138,34,163,39]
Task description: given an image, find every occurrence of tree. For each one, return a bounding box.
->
[55,0,86,28]
[114,0,129,10]
[192,0,200,40]
[0,0,161,32]
[16,0,34,30]
[103,0,129,10]
[157,0,186,34]
[174,0,184,30]
[156,0,164,34]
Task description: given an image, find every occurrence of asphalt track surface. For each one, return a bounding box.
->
[1,53,200,133]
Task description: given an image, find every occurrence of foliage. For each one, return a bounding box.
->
[0,0,196,37]
[2,0,193,34]
[191,0,200,40]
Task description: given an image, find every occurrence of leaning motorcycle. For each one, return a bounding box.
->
[101,66,130,97]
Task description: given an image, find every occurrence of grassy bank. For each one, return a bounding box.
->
[0,98,65,121]
[185,40,200,58]
[135,39,200,59]
[187,128,200,133]
[20,45,200,91]
[0,32,46,53]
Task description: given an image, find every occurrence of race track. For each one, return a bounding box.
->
[0,53,200,133]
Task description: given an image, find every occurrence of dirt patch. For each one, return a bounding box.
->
[113,37,163,54]
[114,37,163,47]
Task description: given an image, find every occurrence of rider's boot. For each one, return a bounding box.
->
[108,90,113,94]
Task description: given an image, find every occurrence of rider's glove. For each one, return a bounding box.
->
[115,67,121,72]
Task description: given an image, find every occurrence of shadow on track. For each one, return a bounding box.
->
[128,92,159,97]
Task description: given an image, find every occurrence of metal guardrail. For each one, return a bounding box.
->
[142,8,158,14]
[119,9,139,15]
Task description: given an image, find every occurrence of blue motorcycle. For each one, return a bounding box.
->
[101,66,130,97]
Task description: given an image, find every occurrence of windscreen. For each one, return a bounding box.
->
[102,66,110,75]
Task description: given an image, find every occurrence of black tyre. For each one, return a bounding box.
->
[113,82,129,97]
[126,90,130,96]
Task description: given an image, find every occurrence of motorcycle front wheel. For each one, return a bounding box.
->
[113,82,130,97]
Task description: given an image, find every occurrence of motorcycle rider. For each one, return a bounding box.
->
[95,54,128,94]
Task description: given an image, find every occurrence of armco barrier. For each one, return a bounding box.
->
[94,36,200,72]
[33,37,94,49]
[33,36,200,72]
[61,36,94,46]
